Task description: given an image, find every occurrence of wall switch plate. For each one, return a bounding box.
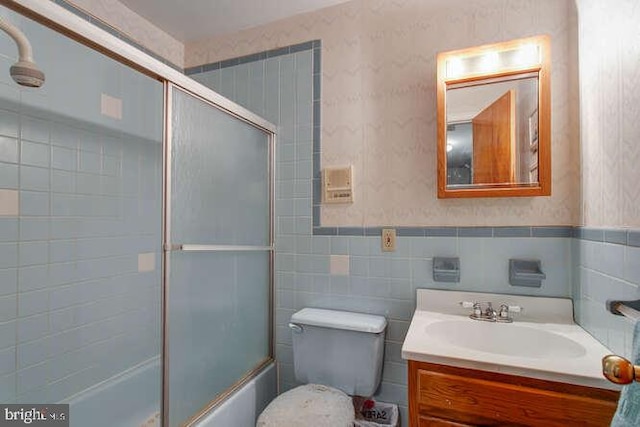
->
[382,228,396,252]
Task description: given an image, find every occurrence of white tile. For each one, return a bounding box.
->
[330,255,349,276]
[0,189,18,216]
[100,94,122,120]
[138,252,156,272]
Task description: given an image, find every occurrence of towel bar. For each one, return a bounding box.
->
[606,300,640,321]
[602,300,640,385]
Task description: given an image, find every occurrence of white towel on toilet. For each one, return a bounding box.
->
[257,384,354,427]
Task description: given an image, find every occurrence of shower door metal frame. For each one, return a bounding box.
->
[162,82,276,427]
[1,2,277,426]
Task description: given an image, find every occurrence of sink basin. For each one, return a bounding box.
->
[424,320,586,359]
[402,289,617,390]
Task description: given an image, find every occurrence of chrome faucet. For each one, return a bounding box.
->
[460,301,521,323]
[498,304,511,320]
[484,302,497,320]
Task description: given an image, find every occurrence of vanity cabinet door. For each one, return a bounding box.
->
[409,360,618,427]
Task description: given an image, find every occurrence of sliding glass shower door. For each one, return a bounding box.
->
[164,85,274,426]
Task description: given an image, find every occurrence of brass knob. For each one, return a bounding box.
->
[602,354,640,385]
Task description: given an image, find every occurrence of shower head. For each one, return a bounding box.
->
[10,60,45,88]
[0,16,45,88]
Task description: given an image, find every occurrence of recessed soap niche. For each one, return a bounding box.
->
[430,256,546,287]
[433,257,460,283]
[509,259,546,287]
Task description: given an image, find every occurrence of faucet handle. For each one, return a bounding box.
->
[499,304,509,318]
[499,304,522,317]
[460,301,482,317]
[507,305,523,313]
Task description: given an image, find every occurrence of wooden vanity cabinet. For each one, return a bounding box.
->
[408,360,619,427]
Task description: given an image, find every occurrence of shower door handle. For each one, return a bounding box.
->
[164,244,273,252]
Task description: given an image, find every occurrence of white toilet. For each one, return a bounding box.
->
[257,308,387,427]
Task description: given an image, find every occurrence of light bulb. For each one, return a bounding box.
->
[515,43,539,67]
[447,57,464,78]
[480,51,500,72]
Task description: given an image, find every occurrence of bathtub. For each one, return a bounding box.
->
[68,357,161,427]
[194,362,277,427]
[67,358,276,427]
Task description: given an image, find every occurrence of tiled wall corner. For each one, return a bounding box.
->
[573,229,640,358]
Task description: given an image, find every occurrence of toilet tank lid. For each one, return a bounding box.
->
[291,308,387,333]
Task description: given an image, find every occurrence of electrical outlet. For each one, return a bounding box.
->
[381,228,396,252]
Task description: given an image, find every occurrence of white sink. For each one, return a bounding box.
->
[424,320,586,359]
[402,289,618,390]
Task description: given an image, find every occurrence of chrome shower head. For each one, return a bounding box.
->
[0,16,45,88]
[10,60,45,88]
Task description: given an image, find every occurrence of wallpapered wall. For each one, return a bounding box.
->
[62,0,184,67]
[576,0,640,228]
[186,0,580,227]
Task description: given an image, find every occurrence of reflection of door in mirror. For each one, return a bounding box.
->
[445,76,539,187]
[472,90,515,184]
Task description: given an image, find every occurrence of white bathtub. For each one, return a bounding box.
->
[194,362,277,427]
[67,358,276,427]
[68,357,161,427]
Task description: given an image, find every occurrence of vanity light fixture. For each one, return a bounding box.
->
[444,41,543,79]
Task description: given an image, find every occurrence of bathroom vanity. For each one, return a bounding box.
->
[408,360,617,426]
[402,290,620,426]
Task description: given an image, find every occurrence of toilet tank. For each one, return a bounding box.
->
[289,308,387,397]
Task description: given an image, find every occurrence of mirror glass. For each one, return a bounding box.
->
[436,35,550,199]
[446,76,539,187]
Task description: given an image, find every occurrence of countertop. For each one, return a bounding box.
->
[401,289,619,391]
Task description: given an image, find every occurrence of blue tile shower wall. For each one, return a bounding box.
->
[573,229,640,360]
[188,42,574,425]
[0,6,162,404]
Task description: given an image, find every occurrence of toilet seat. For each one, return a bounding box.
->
[256,384,355,427]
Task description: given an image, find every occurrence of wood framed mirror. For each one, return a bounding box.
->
[437,35,551,198]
